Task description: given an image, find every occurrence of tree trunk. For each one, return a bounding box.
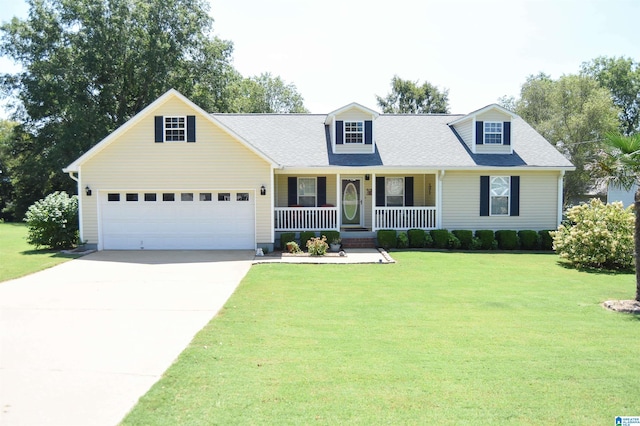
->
[635,187,640,301]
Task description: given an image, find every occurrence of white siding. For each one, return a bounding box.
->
[477,110,511,122]
[452,120,473,150]
[334,108,375,154]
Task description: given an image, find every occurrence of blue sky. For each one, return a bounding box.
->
[1,0,639,115]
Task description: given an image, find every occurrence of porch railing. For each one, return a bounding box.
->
[275,207,339,231]
[374,207,437,230]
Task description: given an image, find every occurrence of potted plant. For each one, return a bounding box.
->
[330,238,342,252]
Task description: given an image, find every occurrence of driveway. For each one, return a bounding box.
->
[0,250,254,426]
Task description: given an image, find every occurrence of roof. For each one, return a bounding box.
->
[213,113,574,170]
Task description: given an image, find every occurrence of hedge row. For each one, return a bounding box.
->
[377,229,554,251]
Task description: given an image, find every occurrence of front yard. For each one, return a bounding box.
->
[122,251,640,425]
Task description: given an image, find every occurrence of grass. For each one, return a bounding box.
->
[0,222,77,282]
[122,252,640,425]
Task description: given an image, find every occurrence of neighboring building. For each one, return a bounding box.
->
[63,89,574,251]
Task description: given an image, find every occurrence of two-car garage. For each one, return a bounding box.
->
[99,190,256,250]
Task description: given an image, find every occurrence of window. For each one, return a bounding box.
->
[218,193,230,201]
[181,193,194,201]
[107,193,120,202]
[164,116,185,141]
[297,177,316,207]
[484,122,503,144]
[199,192,212,201]
[144,193,157,201]
[162,193,175,202]
[490,176,510,215]
[344,121,364,143]
[385,177,404,206]
[126,193,138,202]
[237,193,250,201]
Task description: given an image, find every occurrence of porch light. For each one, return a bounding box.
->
[365,174,370,181]
[260,185,266,196]
[85,185,92,196]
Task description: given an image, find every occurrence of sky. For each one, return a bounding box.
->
[1,0,639,116]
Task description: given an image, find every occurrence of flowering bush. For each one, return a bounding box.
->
[551,199,634,270]
[24,191,78,249]
[306,235,328,256]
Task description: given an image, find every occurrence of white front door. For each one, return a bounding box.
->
[341,178,363,227]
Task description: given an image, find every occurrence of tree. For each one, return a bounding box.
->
[581,56,640,136]
[592,132,640,301]
[229,73,308,113]
[514,73,619,204]
[0,120,17,220]
[376,76,449,114]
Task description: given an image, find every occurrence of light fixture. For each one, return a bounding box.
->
[365,174,370,181]
[85,185,92,196]
[260,185,266,196]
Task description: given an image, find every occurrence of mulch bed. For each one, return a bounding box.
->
[602,300,640,314]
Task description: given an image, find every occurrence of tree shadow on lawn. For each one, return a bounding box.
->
[555,260,634,276]
[19,249,79,259]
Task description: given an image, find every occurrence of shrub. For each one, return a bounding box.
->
[448,233,461,249]
[495,230,519,250]
[306,236,328,256]
[538,230,554,251]
[397,232,409,249]
[452,230,473,250]
[24,191,78,249]
[377,230,397,249]
[321,230,340,245]
[551,199,634,270]
[518,230,540,250]
[424,232,434,248]
[286,241,302,254]
[430,229,450,249]
[470,237,483,250]
[300,231,317,249]
[474,230,495,250]
[407,229,426,248]
[279,232,295,250]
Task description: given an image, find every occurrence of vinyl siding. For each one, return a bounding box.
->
[476,110,511,122]
[275,174,338,207]
[476,144,511,154]
[80,97,272,245]
[452,120,473,150]
[334,109,375,154]
[441,171,560,230]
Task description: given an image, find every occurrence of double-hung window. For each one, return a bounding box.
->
[298,177,316,207]
[385,177,404,206]
[164,116,186,141]
[344,121,364,143]
[484,122,503,144]
[490,176,510,215]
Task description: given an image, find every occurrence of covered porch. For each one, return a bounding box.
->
[273,172,440,232]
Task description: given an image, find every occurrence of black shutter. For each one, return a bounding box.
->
[480,176,490,216]
[510,176,520,216]
[364,120,373,145]
[288,177,297,206]
[404,177,414,206]
[336,121,344,144]
[376,177,385,207]
[476,121,484,145]
[317,177,326,206]
[187,115,196,142]
[155,116,164,143]
[503,121,511,146]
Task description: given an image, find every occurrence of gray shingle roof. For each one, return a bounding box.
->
[212,113,574,169]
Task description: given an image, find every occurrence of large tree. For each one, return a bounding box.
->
[581,56,640,136]
[376,76,449,114]
[514,73,619,204]
[229,73,308,113]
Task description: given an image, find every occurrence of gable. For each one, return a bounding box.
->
[449,104,517,155]
[326,103,379,155]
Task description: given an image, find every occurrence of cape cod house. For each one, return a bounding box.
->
[63,89,574,251]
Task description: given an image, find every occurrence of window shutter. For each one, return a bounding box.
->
[154,116,164,143]
[503,121,511,146]
[510,176,520,216]
[404,177,414,206]
[288,177,297,206]
[187,115,196,142]
[317,177,326,206]
[375,177,385,207]
[336,121,344,144]
[476,121,484,145]
[480,176,489,216]
[364,120,373,145]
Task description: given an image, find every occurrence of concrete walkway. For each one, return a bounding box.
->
[0,251,254,426]
[255,248,394,264]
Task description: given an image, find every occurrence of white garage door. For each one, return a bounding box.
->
[100,191,255,250]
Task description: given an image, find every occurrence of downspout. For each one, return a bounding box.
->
[437,170,445,229]
[557,170,565,228]
[67,170,84,244]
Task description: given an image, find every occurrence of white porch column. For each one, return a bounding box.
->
[336,173,341,230]
[557,170,565,227]
[436,170,445,229]
[371,173,376,231]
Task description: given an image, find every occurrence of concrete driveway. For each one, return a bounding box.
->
[0,250,254,426]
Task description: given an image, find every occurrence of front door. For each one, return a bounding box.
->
[341,178,362,227]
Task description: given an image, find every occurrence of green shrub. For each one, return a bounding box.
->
[452,230,473,250]
[285,241,302,254]
[518,230,540,250]
[538,230,554,251]
[470,237,483,250]
[551,199,634,270]
[24,191,78,249]
[377,230,397,249]
[495,230,519,250]
[397,232,409,249]
[279,232,295,250]
[430,229,450,249]
[448,233,461,249]
[424,232,434,248]
[300,231,317,250]
[321,230,340,245]
[306,236,328,256]
[475,230,495,250]
[407,229,426,248]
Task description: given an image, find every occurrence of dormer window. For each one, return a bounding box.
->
[345,121,364,143]
[484,122,503,144]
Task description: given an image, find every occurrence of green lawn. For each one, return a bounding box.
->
[122,252,640,425]
[0,222,77,282]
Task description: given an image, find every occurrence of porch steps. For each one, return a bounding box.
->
[341,237,377,249]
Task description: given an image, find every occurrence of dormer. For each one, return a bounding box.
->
[325,103,380,154]
[448,104,518,155]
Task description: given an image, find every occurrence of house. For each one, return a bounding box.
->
[63,89,574,251]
